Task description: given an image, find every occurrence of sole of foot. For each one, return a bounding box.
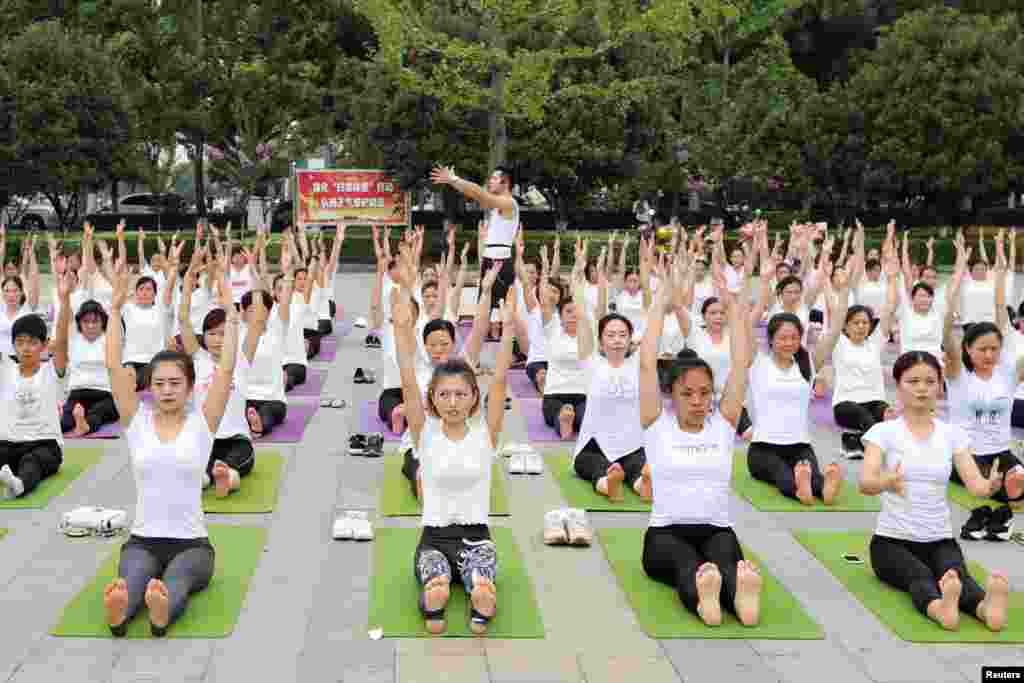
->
[605,463,625,503]
[246,407,264,439]
[558,406,575,440]
[935,569,962,631]
[695,563,722,626]
[423,577,450,635]
[823,462,843,506]
[794,461,815,506]
[470,580,496,635]
[212,461,232,498]
[144,579,170,632]
[735,560,762,626]
[983,571,1009,632]
[71,404,90,437]
[635,463,652,501]
[103,578,129,628]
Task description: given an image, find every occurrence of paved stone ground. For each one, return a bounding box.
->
[1,271,1023,683]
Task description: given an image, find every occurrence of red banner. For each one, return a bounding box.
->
[294,169,409,227]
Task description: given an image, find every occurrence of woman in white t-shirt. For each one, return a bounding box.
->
[816,253,898,456]
[393,247,513,636]
[121,271,175,391]
[614,269,646,337]
[638,259,763,626]
[541,287,590,439]
[101,260,238,638]
[0,274,72,500]
[942,232,1024,509]
[0,270,41,358]
[60,300,119,437]
[860,351,1009,632]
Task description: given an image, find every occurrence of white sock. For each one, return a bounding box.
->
[0,465,25,498]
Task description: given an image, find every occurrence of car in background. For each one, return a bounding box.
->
[5,196,60,230]
[116,193,190,214]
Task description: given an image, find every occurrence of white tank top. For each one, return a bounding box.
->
[483,200,520,259]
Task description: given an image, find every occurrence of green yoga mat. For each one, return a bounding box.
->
[0,448,104,509]
[378,454,509,517]
[793,529,1024,643]
[202,452,284,513]
[51,524,266,638]
[546,451,651,511]
[598,527,823,639]
[367,527,544,638]
[945,480,1021,513]
[732,451,880,512]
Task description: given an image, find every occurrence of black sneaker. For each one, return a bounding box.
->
[840,432,864,460]
[365,335,382,349]
[364,433,384,458]
[961,505,992,540]
[985,505,1014,542]
[354,368,367,384]
[349,434,367,455]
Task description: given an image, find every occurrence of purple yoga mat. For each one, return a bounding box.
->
[519,398,572,443]
[360,400,402,441]
[507,369,539,399]
[65,420,122,439]
[330,318,354,339]
[288,368,326,398]
[258,402,318,443]
[810,397,836,428]
[314,340,338,363]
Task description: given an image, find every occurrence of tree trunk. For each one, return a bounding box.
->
[194,139,207,217]
[487,26,507,172]
[111,179,120,212]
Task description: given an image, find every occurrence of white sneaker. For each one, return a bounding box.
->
[509,453,526,474]
[525,452,543,475]
[565,508,593,546]
[543,509,569,545]
[349,511,374,541]
[354,317,368,328]
[332,515,354,540]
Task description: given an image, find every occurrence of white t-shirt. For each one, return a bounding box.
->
[686,327,730,395]
[749,353,812,445]
[417,414,495,527]
[193,348,250,440]
[863,418,969,543]
[615,290,646,337]
[767,303,810,345]
[125,403,213,539]
[67,332,110,393]
[898,302,943,358]
[51,287,91,326]
[0,305,36,356]
[831,328,886,406]
[659,312,686,357]
[525,308,556,365]
[172,281,214,336]
[959,278,996,325]
[121,303,170,364]
[543,320,589,396]
[277,295,309,367]
[229,265,256,304]
[690,280,714,327]
[947,344,1018,456]
[574,355,644,463]
[1011,329,1024,400]
[318,273,337,320]
[856,279,886,318]
[646,411,734,528]
[724,265,742,293]
[239,317,287,403]
[0,357,65,444]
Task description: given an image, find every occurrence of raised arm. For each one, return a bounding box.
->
[995,230,1009,334]
[464,263,500,366]
[106,261,140,425]
[26,239,40,310]
[878,248,900,340]
[814,267,850,371]
[719,277,752,427]
[538,244,556,325]
[431,165,516,212]
[202,268,240,433]
[137,227,147,272]
[486,298,516,447]
[51,270,73,375]
[178,247,204,356]
[572,238,594,361]
[393,259,426,446]
[639,265,674,428]
[943,234,969,380]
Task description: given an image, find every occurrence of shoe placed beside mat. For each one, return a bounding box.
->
[378,454,509,516]
[731,451,881,512]
[202,452,285,514]
[598,527,823,639]
[51,525,267,638]
[545,451,651,512]
[793,529,1024,643]
[0,448,104,510]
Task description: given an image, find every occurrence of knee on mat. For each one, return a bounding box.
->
[417,549,451,584]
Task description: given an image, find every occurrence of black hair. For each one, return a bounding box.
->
[422,318,456,344]
[961,321,1002,373]
[231,246,244,257]
[767,313,813,383]
[74,300,109,334]
[135,276,157,293]
[865,258,881,272]
[775,275,803,297]
[2,275,26,306]
[421,280,439,295]
[665,348,715,391]
[921,265,938,277]
[198,308,228,351]
[584,261,598,283]
[597,313,633,339]
[536,277,565,307]
[11,313,47,346]
[493,165,514,189]
[892,350,943,384]
[910,282,934,300]
[149,350,196,387]
[701,297,721,317]
[624,268,639,279]
[557,295,576,316]
[240,289,274,311]
[843,304,873,332]
[425,358,480,418]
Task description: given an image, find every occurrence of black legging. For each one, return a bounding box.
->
[834,400,888,449]
[303,328,322,359]
[542,394,586,434]
[642,524,745,616]
[950,449,1024,503]
[60,388,119,435]
[0,439,62,496]
[402,448,419,496]
[245,400,287,436]
[1011,399,1024,429]
[206,437,255,478]
[379,387,405,425]
[574,438,646,489]
[283,364,306,392]
[479,256,516,311]
[113,536,215,637]
[747,441,825,501]
[869,535,985,616]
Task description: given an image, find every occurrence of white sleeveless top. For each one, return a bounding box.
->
[126,403,213,539]
[417,414,496,527]
[67,332,111,393]
[573,355,644,462]
[483,200,520,260]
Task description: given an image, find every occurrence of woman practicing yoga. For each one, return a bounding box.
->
[102,257,238,636]
[61,300,119,436]
[121,254,178,391]
[393,242,514,636]
[860,351,1009,631]
[638,257,762,626]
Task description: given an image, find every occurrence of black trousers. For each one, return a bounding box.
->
[283,363,306,392]
[206,436,255,477]
[834,400,888,450]
[479,256,516,310]
[735,407,752,436]
[402,448,419,496]
[0,439,62,495]
[747,442,824,501]
[303,328,322,359]
[60,388,119,435]
[574,438,646,488]
[318,319,333,336]
[379,387,405,425]
[869,535,985,616]
[245,400,287,436]
[542,394,586,434]
[414,524,495,590]
[949,449,1024,503]
[124,362,150,392]
[1011,399,1024,429]
[525,362,547,392]
[642,524,745,616]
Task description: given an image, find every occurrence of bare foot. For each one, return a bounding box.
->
[103,578,129,628]
[1005,466,1024,501]
[422,576,450,635]
[980,571,1009,632]
[391,404,406,436]
[71,403,90,437]
[740,427,753,442]
[634,463,652,501]
[823,462,843,506]
[212,460,232,498]
[415,474,423,501]
[469,577,497,635]
[734,560,763,626]
[930,569,961,631]
[695,563,722,626]
[604,463,625,502]
[144,579,170,630]
[794,461,815,506]
[247,407,264,439]
[535,370,546,396]
[558,405,575,440]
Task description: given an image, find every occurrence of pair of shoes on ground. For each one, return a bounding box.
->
[544,508,592,546]
[319,398,347,409]
[364,334,382,349]
[961,505,1015,542]
[354,368,376,384]
[333,511,374,540]
[503,443,542,475]
[840,432,864,460]
[350,433,384,457]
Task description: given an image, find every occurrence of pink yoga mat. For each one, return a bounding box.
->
[359,400,402,441]
[507,369,539,399]
[314,338,338,363]
[258,402,318,443]
[519,398,572,443]
[288,368,326,398]
[65,421,121,439]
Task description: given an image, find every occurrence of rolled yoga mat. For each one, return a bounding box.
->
[378,454,509,517]
[731,451,881,512]
[367,527,544,638]
[519,398,573,443]
[51,524,267,638]
[359,400,402,441]
[0,448,104,510]
[598,527,823,639]
[257,403,318,444]
[545,451,651,512]
[287,368,326,398]
[793,529,1024,643]
[202,452,285,513]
